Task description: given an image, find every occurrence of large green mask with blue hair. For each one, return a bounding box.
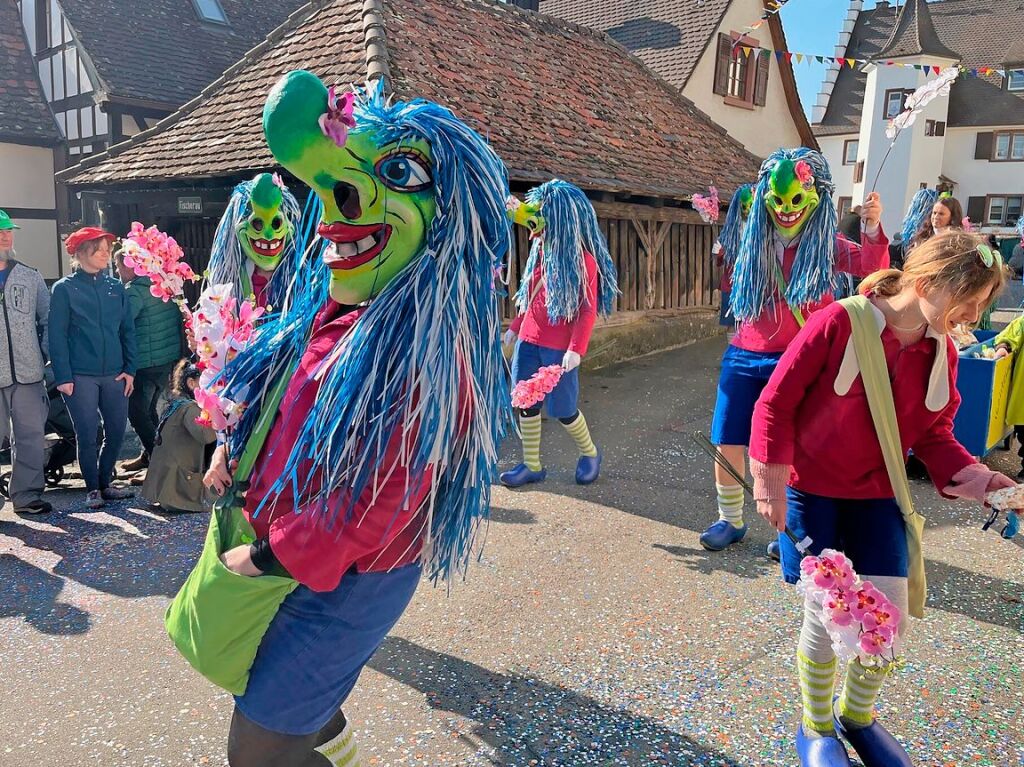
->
[766,158,819,240]
[263,71,435,305]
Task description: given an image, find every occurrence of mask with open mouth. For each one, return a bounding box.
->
[263,74,435,305]
[237,173,293,271]
[766,159,820,240]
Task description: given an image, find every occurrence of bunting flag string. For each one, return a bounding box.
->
[733,0,795,44]
[733,43,1011,79]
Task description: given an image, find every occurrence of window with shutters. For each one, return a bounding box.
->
[713,32,766,109]
[924,120,946,137]
[986,195,1024,225]
[853,160,865,184]
[992,131,1024,161]
[843,140,858,165]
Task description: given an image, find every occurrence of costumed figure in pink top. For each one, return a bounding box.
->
[701,147,890,556]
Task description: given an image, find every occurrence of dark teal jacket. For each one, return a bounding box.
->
[125,276,184,369]
[49,269,137,385]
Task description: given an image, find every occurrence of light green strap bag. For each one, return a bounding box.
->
[165,372,299,695]
[841,296,927,618]
[772,260,806,327]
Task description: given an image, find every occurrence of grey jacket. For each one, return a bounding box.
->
[0,260,49,388]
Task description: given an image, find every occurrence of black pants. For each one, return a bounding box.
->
[128,363,175,457]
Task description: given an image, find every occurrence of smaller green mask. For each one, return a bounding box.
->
[766,160,819,239]
[739,186,754,220]
[237,173,292,272]
[509,199,545,238]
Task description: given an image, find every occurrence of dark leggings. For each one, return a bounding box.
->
[517,407,580,426]
[227,707,346,767]
[63,374,129,492]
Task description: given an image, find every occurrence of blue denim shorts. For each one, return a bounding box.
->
[511,340,580,419]
[234,563,421,735]
[778,487,909,584]
[710,345,783,446]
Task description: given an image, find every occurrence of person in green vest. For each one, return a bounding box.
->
[992,315,1024,477]
[116,249,185,476]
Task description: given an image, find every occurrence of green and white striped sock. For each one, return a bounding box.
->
[798,651,838,736]
[520,412,543,472]
[716,482,745,528]
[562,411,598,458]
[838,658,889,728]
[314,719,361,766]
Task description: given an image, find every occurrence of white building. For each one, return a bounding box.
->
[538,0,818,158]
[1,0,63,278]
[813,0,1024,237]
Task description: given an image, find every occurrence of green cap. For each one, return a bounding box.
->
[0,210,20,231]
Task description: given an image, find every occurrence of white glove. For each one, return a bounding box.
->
[561,351,581,371]
[503,329,517,346]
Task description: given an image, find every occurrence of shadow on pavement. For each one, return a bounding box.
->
[0,553,91,635]
[369,636,745,766]
[651,542,775,580]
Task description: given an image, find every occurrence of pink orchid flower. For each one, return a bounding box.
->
[794,160,814,189]
[849,582,885,621]
[857,626,895,656]
[823,588,856,627]
[319,86,356,148]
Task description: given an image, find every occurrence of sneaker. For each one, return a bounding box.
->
[101,486,135,501]
[14,499,52,515]
[121,453,149,473]
[130,472,147,487]
[85,490,105,509]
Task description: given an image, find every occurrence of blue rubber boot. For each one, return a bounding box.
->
[767,539,781,561]
[796,724,853,767]
[499,463,547,488]
[833,714,912,767]
[575,451,602,485]
[699,519,747,551]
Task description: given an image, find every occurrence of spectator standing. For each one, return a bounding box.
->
[49,227,137,509]
[115,251,184,477]
[0,210,52,514]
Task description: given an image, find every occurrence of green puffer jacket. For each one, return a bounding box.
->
[126,276,184,369]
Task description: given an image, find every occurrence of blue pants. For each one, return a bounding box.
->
[235,563,422,736]
[710,346,782,446]
[779,487,909,584]
[63,374,129,492]
[511,340,580,419]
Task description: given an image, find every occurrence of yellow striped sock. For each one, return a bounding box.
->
[520,413,543,472]
[838,658,889,727]
[315,721,361,766]
[798,651,837,735]
[716,482,745,528]
[563,411,598,457]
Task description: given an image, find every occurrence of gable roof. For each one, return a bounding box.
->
[815,0,1024,135]
[58,0,308,109]
[58,0,761,202]
[0,0,61,145]
[876,0,959,60]
[537,0,817,148]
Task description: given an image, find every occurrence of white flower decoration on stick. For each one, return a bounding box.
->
[885,66,960,140]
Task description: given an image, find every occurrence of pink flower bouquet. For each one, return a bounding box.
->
[797,548,902,667]
[692,186,720,224]
[120,222,199,304]
[511,364,564,409]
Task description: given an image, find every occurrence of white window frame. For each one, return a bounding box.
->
[191,0,227,24]
[1008,69,1024,92]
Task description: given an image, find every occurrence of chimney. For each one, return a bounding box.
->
[812,0,863,124]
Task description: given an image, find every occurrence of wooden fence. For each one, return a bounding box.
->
[501,201,721,320]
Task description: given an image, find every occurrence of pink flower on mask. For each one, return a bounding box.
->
[794,160,814,189]
[319,86,356,148]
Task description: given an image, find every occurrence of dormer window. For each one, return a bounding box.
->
[192,0,228,24]
[1008,69,1024,92]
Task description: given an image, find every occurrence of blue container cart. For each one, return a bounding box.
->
[952,331,1014,457]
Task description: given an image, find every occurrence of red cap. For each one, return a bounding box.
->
[65,226,115,255]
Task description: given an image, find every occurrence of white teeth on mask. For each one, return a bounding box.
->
[336,242,358,258]
[355,235,376,253]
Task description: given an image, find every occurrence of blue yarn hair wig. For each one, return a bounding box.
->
[900,188,939,246]
[207,176,303,308]
[513,179,618,322]
[1017,215,1024,240]
[224,83,513,583]
[719,183,753,266]
[730,147,837,322]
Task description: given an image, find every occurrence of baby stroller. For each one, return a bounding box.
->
[0,366,78,498]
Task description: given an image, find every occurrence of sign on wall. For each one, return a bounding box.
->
[177,196,203,214]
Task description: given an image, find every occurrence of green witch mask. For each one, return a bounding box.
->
[238,172,293,272]
[263,71,435,305]
[508,198,545,238]
[766,159,819,239]
[739,185,754,220]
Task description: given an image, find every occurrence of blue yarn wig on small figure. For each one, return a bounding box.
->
[221,81,514,583]
[206,175,303,308]
[730,147,837,322]
[719,184,753,267]
[513,179,619,322]
[900,188,939,247]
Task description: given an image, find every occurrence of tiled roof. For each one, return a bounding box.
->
[537,0,732,90]
[60,0,761,202]
[0,0,60,144]
[59,0,308,108]
[876,0,959,60]
[815,0,1024,134]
